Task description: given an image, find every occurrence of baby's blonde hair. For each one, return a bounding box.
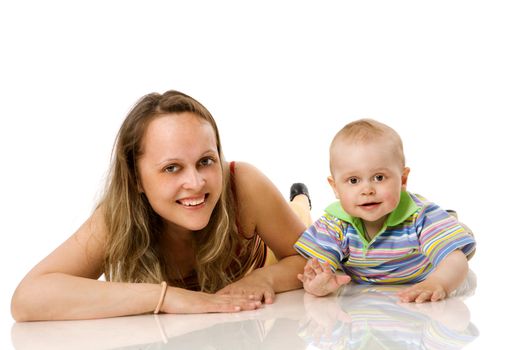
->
[329,118,405,173]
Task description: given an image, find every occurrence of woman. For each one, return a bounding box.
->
[11,90,311,321]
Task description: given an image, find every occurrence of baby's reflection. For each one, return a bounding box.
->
[299,271,479,350]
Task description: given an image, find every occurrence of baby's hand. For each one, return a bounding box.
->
[397,279,447,303]
[297,258,351,297]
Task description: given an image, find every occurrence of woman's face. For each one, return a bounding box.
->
[137,112,223,233]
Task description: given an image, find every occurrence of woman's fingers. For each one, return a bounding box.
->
[210,294,262,313]
[263,289,275,304]
[165,288,263,314]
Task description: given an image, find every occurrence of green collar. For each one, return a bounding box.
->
[325,191,418,239]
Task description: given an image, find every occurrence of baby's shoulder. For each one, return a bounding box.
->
[406,192,441,215]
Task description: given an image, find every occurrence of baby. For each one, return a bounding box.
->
[294,119,476,302]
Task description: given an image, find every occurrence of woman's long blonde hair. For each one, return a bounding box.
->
[101,90,259,292]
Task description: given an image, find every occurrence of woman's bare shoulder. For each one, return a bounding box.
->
[230,162,304,257]
[231,161,273,193]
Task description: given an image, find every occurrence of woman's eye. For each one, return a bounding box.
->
[199,157,215,167]
[164,165,180,173]
[374,174,385,182]
[348,177,359,185]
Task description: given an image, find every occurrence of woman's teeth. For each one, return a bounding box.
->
[178,196,205,206]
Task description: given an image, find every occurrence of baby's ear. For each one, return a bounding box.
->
[401,167,410,190]
[327,176,340,199]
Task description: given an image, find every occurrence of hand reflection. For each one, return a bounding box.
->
[11,312,253,349]
[299,277,479,350]
[10,289,308,350]
[10,277,479,350]
[298,292,352,349]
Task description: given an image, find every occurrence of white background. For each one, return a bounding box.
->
[1,0,524,348]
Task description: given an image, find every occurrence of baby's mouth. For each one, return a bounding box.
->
[360,202,380,207]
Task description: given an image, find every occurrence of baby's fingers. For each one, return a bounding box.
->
[303,264,317,280]
[399,288,443,303]
[414,290,433,303]
[336,275,352,286]
[398,286,422,303]
[310,258,323,274]
[430,289,446,302]
[320,260,334,273]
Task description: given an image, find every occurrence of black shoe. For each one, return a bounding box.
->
[446,209,458,218]
[290,183,311,209]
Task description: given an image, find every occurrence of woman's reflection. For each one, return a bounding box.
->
[11,289,308,350]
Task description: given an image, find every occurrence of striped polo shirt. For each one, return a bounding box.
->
[294,191,476,284]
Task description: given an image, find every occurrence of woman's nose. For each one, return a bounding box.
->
[182,168,205,189]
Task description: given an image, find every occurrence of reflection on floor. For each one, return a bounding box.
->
[11,271,478,349]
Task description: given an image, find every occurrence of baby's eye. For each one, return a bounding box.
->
[348,177,359,185]
[164,164,181,173]
[373,174,385,182]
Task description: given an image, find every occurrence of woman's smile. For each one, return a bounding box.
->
[176,194,208,208]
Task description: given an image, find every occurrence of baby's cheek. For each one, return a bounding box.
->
[341,201,358,217]
[383,193,400,212]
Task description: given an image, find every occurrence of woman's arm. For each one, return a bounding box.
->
[217,162,307,302]
[11,208,160,321]
[11,208,259,321]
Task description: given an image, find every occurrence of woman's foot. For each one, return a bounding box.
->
[290,183,311,209]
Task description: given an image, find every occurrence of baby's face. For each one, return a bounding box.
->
[328,138,408,226]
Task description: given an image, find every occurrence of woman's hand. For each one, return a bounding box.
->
[161,287,262,314]
[298,258,351,297]
[216,272,275,304]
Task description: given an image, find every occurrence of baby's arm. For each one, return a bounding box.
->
[398,249,468,303]
[297,258,351,297]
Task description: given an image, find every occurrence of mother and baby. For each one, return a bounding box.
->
[11,90,476,321]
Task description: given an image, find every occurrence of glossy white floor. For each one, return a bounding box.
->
[11,278,479,350]
[2,1,524,349]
